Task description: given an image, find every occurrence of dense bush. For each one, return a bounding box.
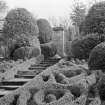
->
[2,8,39,39]
[88,42,105,71]
[40,42,57,59]
[6,35,41,59]
[80,1,105,35]
[71,33,105,59]
[12,46,41,61]
[37,18,53,44]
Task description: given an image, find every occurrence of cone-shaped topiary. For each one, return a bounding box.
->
[71,33,105,60]
[40,42,57,59]
[12,46,41,61]
[2,8,39,39]
[80,1,105,35]
[88,42,105,71]
[37,18,53,44]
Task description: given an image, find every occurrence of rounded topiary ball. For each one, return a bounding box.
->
[37,18,52,44]
[40,42,57,59]
[71,34,105,60]
[3,8,39,39]
[88,42,105,71]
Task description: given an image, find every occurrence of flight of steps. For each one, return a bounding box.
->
[0,58,61,97]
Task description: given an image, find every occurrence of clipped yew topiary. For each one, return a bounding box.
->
[37,18,53,44]
[2,8,39,39]
[40,42,57,59]
[12,46,41,61]
[88,42,105,71]
[80,1,105,35]
[71,33,105,60]
[6,34,41,59]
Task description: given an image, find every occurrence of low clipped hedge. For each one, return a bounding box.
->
[88,42,105,71]
[71,33,105,60]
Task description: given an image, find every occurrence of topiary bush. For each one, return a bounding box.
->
[88,42,105,71]
[40,42,57,59]
[37,18,53,44]
[71,33,105,60]
[80,1,105,35]
[12,46,41,61]
[6,34,41,59]
[2,8,39,39]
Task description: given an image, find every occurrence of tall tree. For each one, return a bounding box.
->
[70,1,86,27]
[80,1,105,35]
[0,0,8,13]
[70,0,86,38]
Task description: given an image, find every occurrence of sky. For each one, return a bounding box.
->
[3,0,105,20]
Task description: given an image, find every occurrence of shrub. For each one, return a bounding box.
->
[71,33,105,59]
[40,42,57,59]
[37,18,52,44]
[96,74,105,101]
[6,35,41,59]
[88,42,105,71]
[80,1,105,35]
[12,46,41,61]
[2,8,39,39]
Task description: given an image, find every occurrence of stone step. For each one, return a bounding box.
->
[17,70,39,75]
[1,78,31,85]
[0,90,13,97]
[15,74,35,79]
[0,85,21,90]
[28,66,46,70]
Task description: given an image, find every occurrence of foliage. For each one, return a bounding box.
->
[40,42,57,59]
[12,46,41,61]
[2,8,39,39]
[6,34,41,59]
[71,33,105,59]
[80,1,105,35]
[70,1,86,27]
[0,0,8,13]
[37,18,53,44]
[88,42,105,71]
